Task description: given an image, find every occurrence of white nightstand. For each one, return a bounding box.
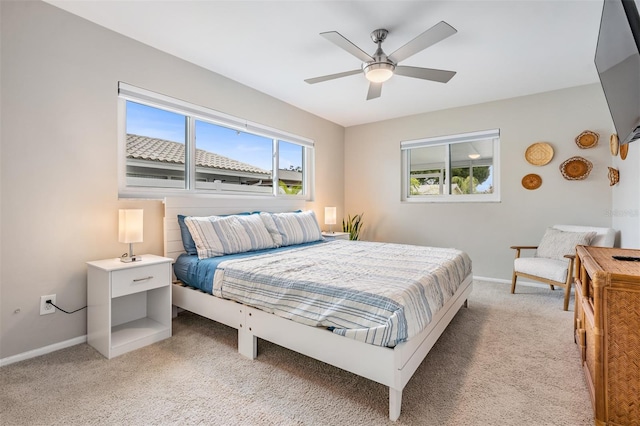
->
[87,254,172,359]
[322,231,350,241]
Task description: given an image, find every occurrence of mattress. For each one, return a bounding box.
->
[176,239,472,347]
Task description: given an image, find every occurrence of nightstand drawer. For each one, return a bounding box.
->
[111,263,169,298]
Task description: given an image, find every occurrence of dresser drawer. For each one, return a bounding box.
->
[111,263,169,298]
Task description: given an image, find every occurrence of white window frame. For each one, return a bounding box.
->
[117,82,315,200]
[401,129,501,203]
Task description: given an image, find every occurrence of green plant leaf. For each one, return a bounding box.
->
[342,213,364,240]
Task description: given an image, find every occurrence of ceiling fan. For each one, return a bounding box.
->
[305,21,458,100]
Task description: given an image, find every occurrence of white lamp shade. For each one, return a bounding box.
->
[119,209,144,244]
[324,207,337,225]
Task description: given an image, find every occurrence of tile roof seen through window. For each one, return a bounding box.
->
[127,134,270,175]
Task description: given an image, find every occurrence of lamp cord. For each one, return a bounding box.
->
[47,301,87,314]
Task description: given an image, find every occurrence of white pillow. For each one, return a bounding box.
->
[185,214,275,259]
[262,210,323,246]
[535,228,596,261]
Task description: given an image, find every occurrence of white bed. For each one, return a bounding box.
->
[164,196,473,421]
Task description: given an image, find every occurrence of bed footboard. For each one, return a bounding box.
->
[219,274,473,421]
[173,276,472,421]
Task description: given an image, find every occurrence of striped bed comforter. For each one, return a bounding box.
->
[213,240,472,347]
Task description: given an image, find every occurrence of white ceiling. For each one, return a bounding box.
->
[45,0,604,127]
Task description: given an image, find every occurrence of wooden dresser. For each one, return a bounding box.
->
[574,246,640,426]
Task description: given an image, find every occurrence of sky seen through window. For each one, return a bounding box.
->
[126,101,302,171]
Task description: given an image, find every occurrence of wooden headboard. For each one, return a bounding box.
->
[163,196,307,261]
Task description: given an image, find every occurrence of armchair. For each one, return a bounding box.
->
[511,225,615,310]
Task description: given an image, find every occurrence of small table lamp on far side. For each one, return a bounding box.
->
[324,206,336,234]
[119,209,143,262]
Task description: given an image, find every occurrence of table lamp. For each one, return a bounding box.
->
[119,209,143,262]
[324,206,336,234]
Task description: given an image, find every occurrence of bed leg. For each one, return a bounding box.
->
[463,299,469,308]
[389,387,402,421]
[172,305,178,318]
[238,327,257,360]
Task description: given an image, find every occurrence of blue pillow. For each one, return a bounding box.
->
[178,215,198,255]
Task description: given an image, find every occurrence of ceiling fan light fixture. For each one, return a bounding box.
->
[364,62,395,83]
[307,22,457,99]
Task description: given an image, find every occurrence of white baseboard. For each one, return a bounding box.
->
[473,275,558,289]
[0,335,87,367]
[473,275,510,284]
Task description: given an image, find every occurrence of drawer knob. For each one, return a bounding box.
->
[132,276,154,282]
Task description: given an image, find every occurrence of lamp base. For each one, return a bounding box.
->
[120,254,142,263]
[120,243,141,263]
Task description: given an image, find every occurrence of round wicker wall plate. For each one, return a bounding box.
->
[575,130,599,149]
[522,173,542,190]
[610,134,619,156]
[525,142,554,166]
[560,156,593,180]
[620,142,629,160]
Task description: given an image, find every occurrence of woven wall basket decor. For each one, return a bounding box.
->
[525,142,554,166]
[610,134,619,156]
[560,156,593,180]
[522,173,542,190]
[620,142,629,160]
[575,130,599,149]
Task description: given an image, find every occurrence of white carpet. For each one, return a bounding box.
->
[0,281,593,425]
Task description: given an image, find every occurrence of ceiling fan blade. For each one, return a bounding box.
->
[366,82,382,100]
[304,69,362,84]
[395,66,456,83]
[388,21,457,63]
[321,31,374,63]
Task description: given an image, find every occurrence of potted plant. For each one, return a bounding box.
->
[342,213,364,241]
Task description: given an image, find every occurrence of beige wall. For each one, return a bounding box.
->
[0,1,344,359]
[611,138,640,249]
[344,84,619,281]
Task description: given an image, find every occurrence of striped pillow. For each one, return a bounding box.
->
[184,214,275,259]
[259,212,283,247]
[265,210,323,246]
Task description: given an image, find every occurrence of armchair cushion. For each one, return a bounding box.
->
[535,227,596,260]
[514,257,569,283]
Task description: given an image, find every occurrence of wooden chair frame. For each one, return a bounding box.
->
[510,245,576,311]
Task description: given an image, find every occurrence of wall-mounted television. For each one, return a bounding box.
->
[595,0,640,145]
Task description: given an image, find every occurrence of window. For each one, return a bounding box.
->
[117,83,314,199]
[401,129,500,202]
[193,120,273,194]
[278,140,304,195]
[125,102,187,188]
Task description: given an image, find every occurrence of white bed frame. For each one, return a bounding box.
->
[164,196,473,421]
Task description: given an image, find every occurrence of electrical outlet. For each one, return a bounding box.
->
[40,294,56,315]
